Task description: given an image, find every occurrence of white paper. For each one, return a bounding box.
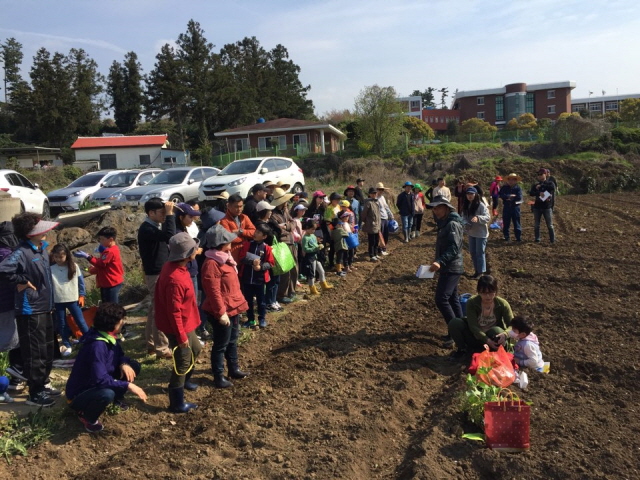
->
[540,191,552,202]
[416,265,435,279]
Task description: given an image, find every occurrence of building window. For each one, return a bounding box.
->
[139,154,150,165]
[477,97,485,106]
[477,112,485,119]
[410,100,420,110]
[572,104,584,112]
[99,154,117,170]
[495,96,504,121]
[547,90,556,99]
[589,104,602,112]
[605,101,619,111]
[234,138,249,151]
[525,93,535,114]
[258,135,286,151]
[293,134,308,147]
[547,105,556,114]
[163,156,177,164]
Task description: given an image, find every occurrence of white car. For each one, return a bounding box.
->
[47,170,120,216]
[0,169,50,218]
[199,156,305,201]
[88,169,163,205]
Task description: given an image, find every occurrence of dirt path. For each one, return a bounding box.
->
[4,193,640,480]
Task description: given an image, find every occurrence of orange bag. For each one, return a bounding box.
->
[474,345,516,388]
[65,306,97,339]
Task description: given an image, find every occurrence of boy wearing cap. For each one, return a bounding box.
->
[397,181,415,243]
[499,174,523,242]
[243,184,269,224]
[0,213,59,407]
[529,169,556,243]
[361,187,382,261]
[154,232,203,413]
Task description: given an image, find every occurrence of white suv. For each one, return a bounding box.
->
[0,169,50,218]
[199,156,305,201]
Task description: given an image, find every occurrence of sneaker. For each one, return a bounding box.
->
[259,319,267,328]
[337,271,347,277]
[242,320,257,329]
[6,365,27,382]
[79,416,104,433]
[370,256,379,262]
[25,391,56,408]
[7,378,25,391]
[70,338,80,345]
[61,346,73,357]
[380,251,390,256]
[280,296,294,304]
[0,392,15,403]
[114,399,130,412]
[44,383,62,397]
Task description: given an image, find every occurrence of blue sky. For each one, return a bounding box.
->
[2,0,639,117]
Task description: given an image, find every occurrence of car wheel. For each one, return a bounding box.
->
[42,202,51,220]
[292,183,304,194]
[169,194,183,203]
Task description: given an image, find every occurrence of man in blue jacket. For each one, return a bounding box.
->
[499,173,523,242]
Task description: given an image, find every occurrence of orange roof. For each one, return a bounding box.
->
[71,135,168,149]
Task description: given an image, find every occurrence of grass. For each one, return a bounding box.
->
[0,352,8,377]
[0,409,62,464]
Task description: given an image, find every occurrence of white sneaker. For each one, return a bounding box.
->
[0,392,14,403]
[61,346,73,357]
[380,251,390,256]
[370,256,379,262]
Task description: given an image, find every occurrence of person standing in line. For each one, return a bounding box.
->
[343,185,360,226]
[426,196,464,349]
[270,188,298,303]
[396,181,415,243]
[0,222,21,393]
[361,187,381,261]
[243,184,269,225]
[218,194,256,263]
[453,178,466,214]
[411,183,426,238]
[461,187,490,279]
[499,173,523,242]
[530,168,556,244]
[375,183,393,256]
[137,198,175,359]
[432,178,451,201]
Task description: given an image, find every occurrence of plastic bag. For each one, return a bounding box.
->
[472,345,516,388]
[271,238,295,276]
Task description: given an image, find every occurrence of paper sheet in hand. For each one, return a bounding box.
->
[540,191,552,202]
[244,252,261,262]
[416,265,435,279]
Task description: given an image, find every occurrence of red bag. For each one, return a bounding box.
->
[66,306,97,338]
[484,389,530,452]
[468,345,516,388]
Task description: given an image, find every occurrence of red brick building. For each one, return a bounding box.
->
[421,109,460,132]
[452,81,576,127]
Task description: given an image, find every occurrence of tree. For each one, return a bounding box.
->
[446,119,459,137]
[439,87,449,109]
[551,114,604,150]
[505,113,537,131]
[67,48,104,136]
[354,85,405,154]
[459,117,497,135]
[266,44,314,120]
[410,88,436,108]
[1,37,23,102]
[403,116,434,141]
[107,52,143,133]
[619,98,640,123]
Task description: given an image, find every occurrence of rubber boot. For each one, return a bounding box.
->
[309,284,321,295]
[228,366,248,380]
[184,371,198,391]
[336,264,346,277]
[320,280,333,290]
[168,387,198,413]
[404,229,410,243]
[416,231,421,237]
[410,231,416,239]
[214,375,233,388]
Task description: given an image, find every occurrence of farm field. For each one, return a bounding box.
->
[3,192,639,480]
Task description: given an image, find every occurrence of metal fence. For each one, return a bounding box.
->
[211,143,325,167]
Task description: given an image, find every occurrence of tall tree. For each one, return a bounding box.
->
[354,85,404,154]
[67,48,104,136]
[266,44,314,119]
[439,87,449,109]
[107,51,143,133]
[1,37,24,102]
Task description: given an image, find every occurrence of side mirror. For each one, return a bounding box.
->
[188,178,195,185]
[260,168,268,174]
[34,183,40,189]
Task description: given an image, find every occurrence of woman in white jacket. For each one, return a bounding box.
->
[461,187,490,279]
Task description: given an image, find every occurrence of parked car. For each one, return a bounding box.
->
[0,169,50,218]
[111,167,220,208]
[198,156,304,201]
[47,170,119,216]
[88,169,163,205]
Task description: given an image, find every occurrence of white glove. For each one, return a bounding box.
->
[219,313,230,326]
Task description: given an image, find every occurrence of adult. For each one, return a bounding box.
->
[461,187,490,279]
[425,179,437,203]
[210,191,229,213]
[375,183,393,256]
[499,173,523,242]
[544,167,558,207]
[396,181,415,243]
[530,168,556,243]
[270,188,297,303]
[343,185,360,226]
[448,275,514,358]
[361,187,381,261]
[0,222,19,376]
[137,198,175,359]
[243,184,269,224]
[0,214,59,407]
[426,196,464,348]
[219,193,256,262]
[453,178,466,214]
[306,190,326,220]
[432,178,451,201]
[155,232,203,413]
[411,183,426,238]
[354,178,366,204]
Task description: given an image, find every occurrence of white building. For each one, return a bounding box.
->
[571,93,640,115]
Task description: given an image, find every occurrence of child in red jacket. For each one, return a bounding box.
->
[74,227,124,304]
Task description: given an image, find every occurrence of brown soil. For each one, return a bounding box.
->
[4,193,640,480]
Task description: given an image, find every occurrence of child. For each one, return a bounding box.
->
[330,217,349,277]
[489,175,502,217]
[338,200,356,272]
[302,219,333,295]
[509,315,544,371]
[239,224,275,329]
[74,227,124,304]
[51,244,88,356]
[411,183,426,238]
[66,303,147,432]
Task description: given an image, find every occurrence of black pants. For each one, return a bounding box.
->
[166,330,202,388]
[346,248,355,266]
[412,214,424,232]
[368,233,379,258]
[16,313,54,395]
[243,283,266,323]
[336,249,346,265]
[209,313,240,376]
[435,272,463,325]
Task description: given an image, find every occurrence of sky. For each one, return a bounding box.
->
[1,0,639,117]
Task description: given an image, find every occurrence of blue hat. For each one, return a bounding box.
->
[404,181,413,187]
[466,187,478,194]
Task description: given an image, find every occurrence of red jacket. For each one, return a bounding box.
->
[201,257,248,318]
[154,262,200,344]
[88,244,124,288]
[218,213,256,262]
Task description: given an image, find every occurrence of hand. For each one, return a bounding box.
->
[195,248,203,256]
[120,363,137,382]
[164,202,174,214]
[429,262,440,272]
[179,340,189,348]
[253,258,261,268]
[73,250,90,259]
[238,228,244,235]
[471,216,478,223]
[219,313,230,326]
[486,338,499,350]
[78,296,85,308]
[128,383,147,402]
[495,333,507,345]
[17,281,36,293]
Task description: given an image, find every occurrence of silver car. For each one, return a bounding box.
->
[112,167,220,208]
[47,170,119,215]
[89,169,162,205]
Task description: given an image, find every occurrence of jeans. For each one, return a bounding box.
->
[69,360,140,422]
[54,302,88,347]
[468,236,488,275]
[401,215,413,231]
[100,284,123,304]
[435,272,463,325]
[266,274,280,305]
[367,233,379,258]
[533,208,555,242]
[16,313,54,395]
[502,206,521,241]
[243,283,266,323]
[209,313,240,376]
[166,330,202,388]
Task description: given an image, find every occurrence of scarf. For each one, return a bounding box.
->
[205,249,237,272]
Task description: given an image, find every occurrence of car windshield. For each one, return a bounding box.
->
[103,172,138,188]
[67,174,106,188]
[218,160,262,176]
[148,170,188,185]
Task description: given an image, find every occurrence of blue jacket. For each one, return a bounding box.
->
[396,191,414,217]
[499,184,523,210]
[65,328,131,400]
[0,240,54,315]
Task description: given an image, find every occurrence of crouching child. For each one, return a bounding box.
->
[65,303,147,433]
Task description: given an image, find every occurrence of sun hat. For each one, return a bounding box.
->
[276,181,291,191]
[175,203,202,217]
[466,187,478,195]
[403,181,413,187]
[495,175,503,181]
[27,220,59,238]
[343,185,356,195]
[270,188,294,207]
[205,224,237,250]
[211,191,230,200]
[367,187,377,195]
[200,208,225,231]
[294,204,308,211]
[168,232,200,262]
[414,183,423,192]
[312,190,326,198]
[506,173,522,181]
[329,192,342,201]
[256,200,275,212]
[426,195,456,210]
[375,182,387,190]
[339,200,351,208]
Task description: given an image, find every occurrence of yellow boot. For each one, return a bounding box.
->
[309,284,321,295]
[320,280,333,290]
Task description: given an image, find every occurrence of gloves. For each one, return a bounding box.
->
[261,262,272,271]
[219,313,230,326]
[73,250,90,259]
[78,296,85,308]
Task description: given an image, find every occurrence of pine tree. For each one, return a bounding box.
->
[107,51,143,133]
[1,37,24,103]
